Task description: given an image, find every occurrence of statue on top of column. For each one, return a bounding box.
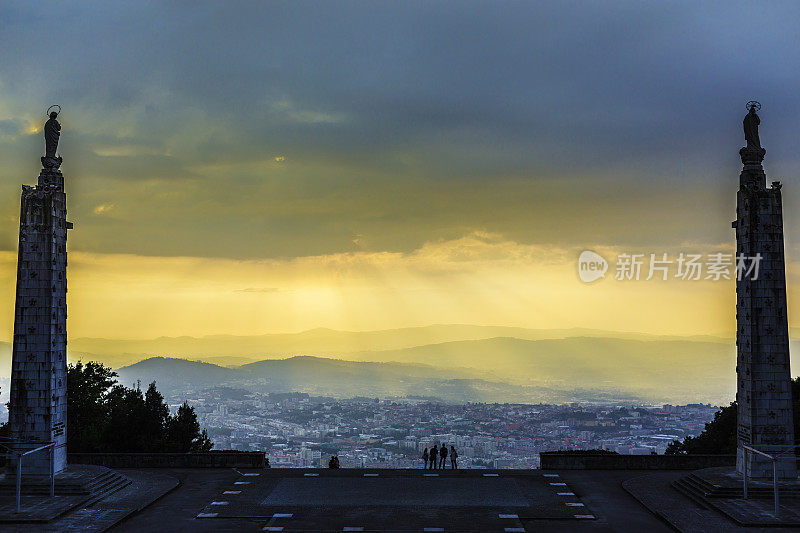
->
[743,101,761,150]
[740,101,765,165]
[43,105,62,168]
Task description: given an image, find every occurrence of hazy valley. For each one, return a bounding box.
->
[0,325,770,404]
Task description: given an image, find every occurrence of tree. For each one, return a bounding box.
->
[165,402,213,452]
[103,384,150,452]
[66,361,212,453]
[67,361,117,452]
[143,382,170,451]
[665,402,737,455]
[667,377,800,454]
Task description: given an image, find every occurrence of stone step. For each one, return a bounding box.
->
[83,470,120,492]
[674,473,800,500]
[80,475,132,507]
[0,468,129,496]
[671,478,712,510]
[685,473,717,493]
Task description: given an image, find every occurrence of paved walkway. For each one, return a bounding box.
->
[111,468,676,532]
[112,469,242,532]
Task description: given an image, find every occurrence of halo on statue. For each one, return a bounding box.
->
[746,100,761,112]
[46,104,61,117]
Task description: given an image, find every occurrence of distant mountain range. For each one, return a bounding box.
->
[115,355,642,405]
[2,324,799,404]
[66,324,732,368]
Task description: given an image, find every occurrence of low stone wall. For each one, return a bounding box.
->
[540,452,736,470]
[69,451,265,469]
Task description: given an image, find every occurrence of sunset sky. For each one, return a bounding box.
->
[2,2,800,339]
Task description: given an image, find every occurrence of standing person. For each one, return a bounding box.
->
[430,444,438,470]
[439,443,448,469]
[450,446,458,469]
[422,448,429,469]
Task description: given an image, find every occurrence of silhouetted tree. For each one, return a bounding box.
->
[165,402,213,452]
[66,361,212,453]
[143,382,170,451]
[67,361,117,452]
[104,384,150,452]
[666,377,800,454]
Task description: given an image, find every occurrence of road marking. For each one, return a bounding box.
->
[197,512,218,518]
[566,502,584,507]
[549,482,567,486]
[483,473,500,477]
[223,491,241,495]
[498,514,519,519]
[505,529,526,532]
[574,514,595,519]
[244,473,261,476]
[343,528,364,531]
[263,528,284,532]
[423,528,444,532]
[272,513,293,518]
[211,501,229,506]
[543,473,560,477]
[234,481,250,485]
[363,473,379,477]
[424,473,439,477]
[304,473,319,476]
[557,492,575,496]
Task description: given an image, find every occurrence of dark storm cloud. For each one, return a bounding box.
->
[1,1,800,259]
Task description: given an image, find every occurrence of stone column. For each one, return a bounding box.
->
[734,145,797,479]
[7,162,71,475]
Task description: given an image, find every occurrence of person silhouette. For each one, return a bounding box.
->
[422,447,429,469]
[430,444,438,470]
[450,446,458,469]
[439,443,448,469]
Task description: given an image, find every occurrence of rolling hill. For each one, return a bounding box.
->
[114,355,642,404]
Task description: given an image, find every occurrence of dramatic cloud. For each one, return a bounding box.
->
[0,2,799,337]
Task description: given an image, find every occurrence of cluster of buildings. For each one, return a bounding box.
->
[184,388,719,469]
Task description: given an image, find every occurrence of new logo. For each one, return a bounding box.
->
[578,250,608,283]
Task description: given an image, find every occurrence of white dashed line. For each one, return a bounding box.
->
[343,528,364,532]
[557,492,575,496]
[543,473,560,477]
[272,513,293,518]
[574,514,595,519]
[197,512,218,518]
[549,482,567,486]
[565,502,585,507]
[424,473,439,477]
[423,528,445,532]
[263,528,284,532]
[498,513,519,519]
[505,528,526,533]
[483,473,500,477]
[304,473,319,477]
[244,473,261,476]
[210,501,229,506]
[363,473,379,477]
[223,490,241,495]
[234,481,250,485]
